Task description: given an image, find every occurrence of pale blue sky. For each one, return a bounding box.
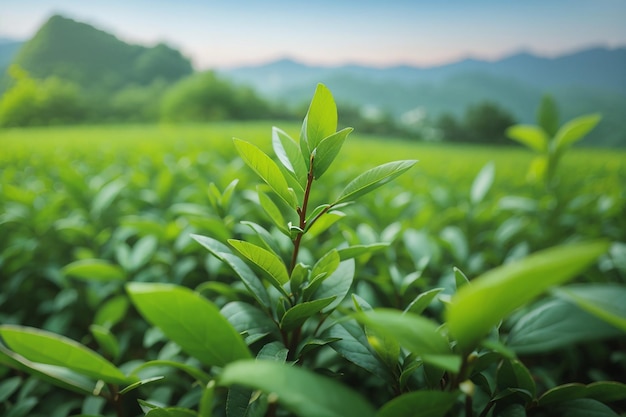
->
[1,0,625,69]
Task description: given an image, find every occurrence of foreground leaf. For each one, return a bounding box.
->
[446,240,609,352]
[304,83,338,151]
[233,138,296,208]
[126,283,251,367]
[553,113,601,151]
[228,239,290,296]
[334,160,417,204]
[219,360,376,417]
[313,127,352,179]
[191,234,270,308]
[0,325,129,384]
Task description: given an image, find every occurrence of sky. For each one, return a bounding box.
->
[1,0,625,69]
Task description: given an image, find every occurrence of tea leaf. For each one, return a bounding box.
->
[354,309,458,371]
[539,382,626,406]
[553,113,601,152]
[191,234,270,308]
[537,94,560,137]
[311,249,340,282]
[337,243,389,260]
[376,391,457,417]
[93,294,129,328]
[228,239,290,296]
[326,320,390,381]
[446,240,610,352]
[0,325,129,384]
[335,160,417,204]
[313,258,355,312]
[280,297,335,332]
[129,235,158,271]
[126,283,252,367]
[552,284,626,332]
[272,127,307,187]
[506,299,622,354]
[89,324,120,360]
[219,360,376,417]
[257,188,288,234]
[404,288,444,315]
[129,360,211,384]
[313,127,352,179]
[304,83,337,151]
[470,161,495,205]
[506,125,548,153]
[233,138,296,208]
[62,259,125,282]
[548,398,620,417]
[0,344,95,396]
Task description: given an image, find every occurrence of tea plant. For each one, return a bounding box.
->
[506,95,601,189]
[1,85,625,417]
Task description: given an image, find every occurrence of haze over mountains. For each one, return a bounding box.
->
[1,14,625,146]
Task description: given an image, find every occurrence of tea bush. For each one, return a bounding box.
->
[0,85,625,417]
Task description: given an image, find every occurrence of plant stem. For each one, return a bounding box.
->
[289,154,316,273]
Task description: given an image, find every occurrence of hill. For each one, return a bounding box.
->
[219,48,626,146]
[9,14,193,92]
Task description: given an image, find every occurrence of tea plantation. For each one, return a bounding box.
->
[1,112,625,417]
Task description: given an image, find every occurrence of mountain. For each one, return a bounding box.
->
[9,14,193,91]
[0,39,23,70]
[218,47,626,146]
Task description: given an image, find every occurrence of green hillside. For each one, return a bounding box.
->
[11,14,192,92]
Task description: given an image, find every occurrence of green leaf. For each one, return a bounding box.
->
[0,376,22,402]
[219,360,376,417]
[337,243,389,260]
[280,297,335,332]
[326,320,391,381]
[354,309,460,372]
[446,240,610,352]
[0,344,95,396]
[553,113,601,151]
[376,390,457,417]
[404,288,444,315]
[304,211,345,238]
[91,178,125,217]
[553,284,626,332]
[312,259,355,312]
[334,160,417,204]
[537,94,559,137]
[221,301,279,343]
[311,249,340,282]
[228,239,290,296]
[118,376,164,395]
[506,298,622,354]
[89,324,120,360]
[313,127,352,179]
[0,325,129,384]
[454,267,470,290]
[272,126,308,187]
[93,295,129,329]
[506,125,548,153]
[129,235,158,271]
[129,359,211,384]
[233,138,296,208]
[539,381,626,406]
[549,398,620,417]
[470,161,495,205]
[497,359,536,400]
[304,83,338,151]
[62,259,125,282]
[191,234,270,308]
[199,381,216,417]
[257,188,288,234]
[126,283,251,367]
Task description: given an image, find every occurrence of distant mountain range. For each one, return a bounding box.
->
[1,14,624,146]
[218,47,626,146]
